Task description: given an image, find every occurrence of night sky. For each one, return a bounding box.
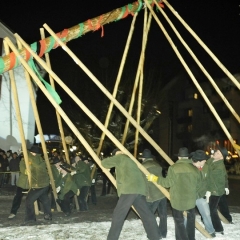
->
[1,0,240,135]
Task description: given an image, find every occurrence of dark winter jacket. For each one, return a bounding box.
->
[157,158,200,211]
[142,158,165,202]
[9,157,21,172]
[101,154,147,197]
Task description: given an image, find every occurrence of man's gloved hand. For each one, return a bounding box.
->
[225,188,230,195]
[70,170,77,176]
[56,186,61,193]
[146,174,158,182]
[92,179,95,184]
[205,191,211,203]
[76,189,80,196]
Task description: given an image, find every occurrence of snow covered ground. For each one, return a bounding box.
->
[0,214,239,240]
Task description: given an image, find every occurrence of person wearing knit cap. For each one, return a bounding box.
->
[102,149,161,240]
[207,148,229,235]
[191,150,216,237]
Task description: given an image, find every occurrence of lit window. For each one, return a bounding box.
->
[188,124,193,132]
[194,93,198,99]
[188,109,193,117]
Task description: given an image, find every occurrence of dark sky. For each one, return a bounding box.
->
[1,0,240,134]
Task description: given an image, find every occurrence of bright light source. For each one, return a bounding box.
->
[72,146,77,150]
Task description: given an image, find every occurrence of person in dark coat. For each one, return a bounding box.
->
[141,149,168,238]
[9,152,21,186]
[0,151,9,186]
[102,149,160,240]
[148,147,200,240]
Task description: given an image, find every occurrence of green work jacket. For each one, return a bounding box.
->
[157,158,200,211]
[101,154,147,197]
[142,158,165,202]
[207,158,228,196]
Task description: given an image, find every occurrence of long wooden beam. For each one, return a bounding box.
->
[0,0,162,74]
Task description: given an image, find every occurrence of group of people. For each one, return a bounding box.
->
[0,149,21,188]
[101,147,232,240]
[6,146,97,225]
[2,144,232,239]
[146,147,231,239]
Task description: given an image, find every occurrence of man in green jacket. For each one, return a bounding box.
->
[208,148,229,235]
[102,149,160,240]
[141,149,167,238]
[21,145,52,225]
[71,156,91,211]
[148,147,200,240]
[55,166,79,216]
[191,150,215,237]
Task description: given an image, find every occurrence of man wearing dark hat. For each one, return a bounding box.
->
[207,148,229,235]
[102,149,160,240]
[21,145,52,225]
[191,150,215,237]
[147,147,200,240]
[141,149,167,238]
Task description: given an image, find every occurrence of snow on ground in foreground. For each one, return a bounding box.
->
[0,214,239,240]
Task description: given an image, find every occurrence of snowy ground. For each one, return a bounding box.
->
[0,214,239,240]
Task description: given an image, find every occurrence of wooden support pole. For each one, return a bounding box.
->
[41,28,70,165]
[162,0,240,92]
[96,12,138,157]
[14,37,59,213]
[134,7,149,157]
[153,0,240,125]
[29,24,174,165]
[8,34,167,219]
[144,0,230,235]
[2,40,32,188]
[121,11,152,146]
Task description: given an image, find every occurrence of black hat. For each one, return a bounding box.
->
[191,150,208,162]
[111,148,120,156]
[52,157,61,164]
[142,149,152,158]
[177,147,189,157]
[28,145,43,155]
[219,147,228,160]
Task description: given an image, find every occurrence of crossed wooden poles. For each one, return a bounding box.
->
[2,0,239,238]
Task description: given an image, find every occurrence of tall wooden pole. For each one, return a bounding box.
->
[121,11,152,146]
[144,0,240,157]
[2,41,32,188]
[144,0,231,228]
[161,0,240,91]
[153,0,240,125]
[134,7,148,157]
[40,28,70,165]
[0,1,164,74]
[96,13,138,157]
